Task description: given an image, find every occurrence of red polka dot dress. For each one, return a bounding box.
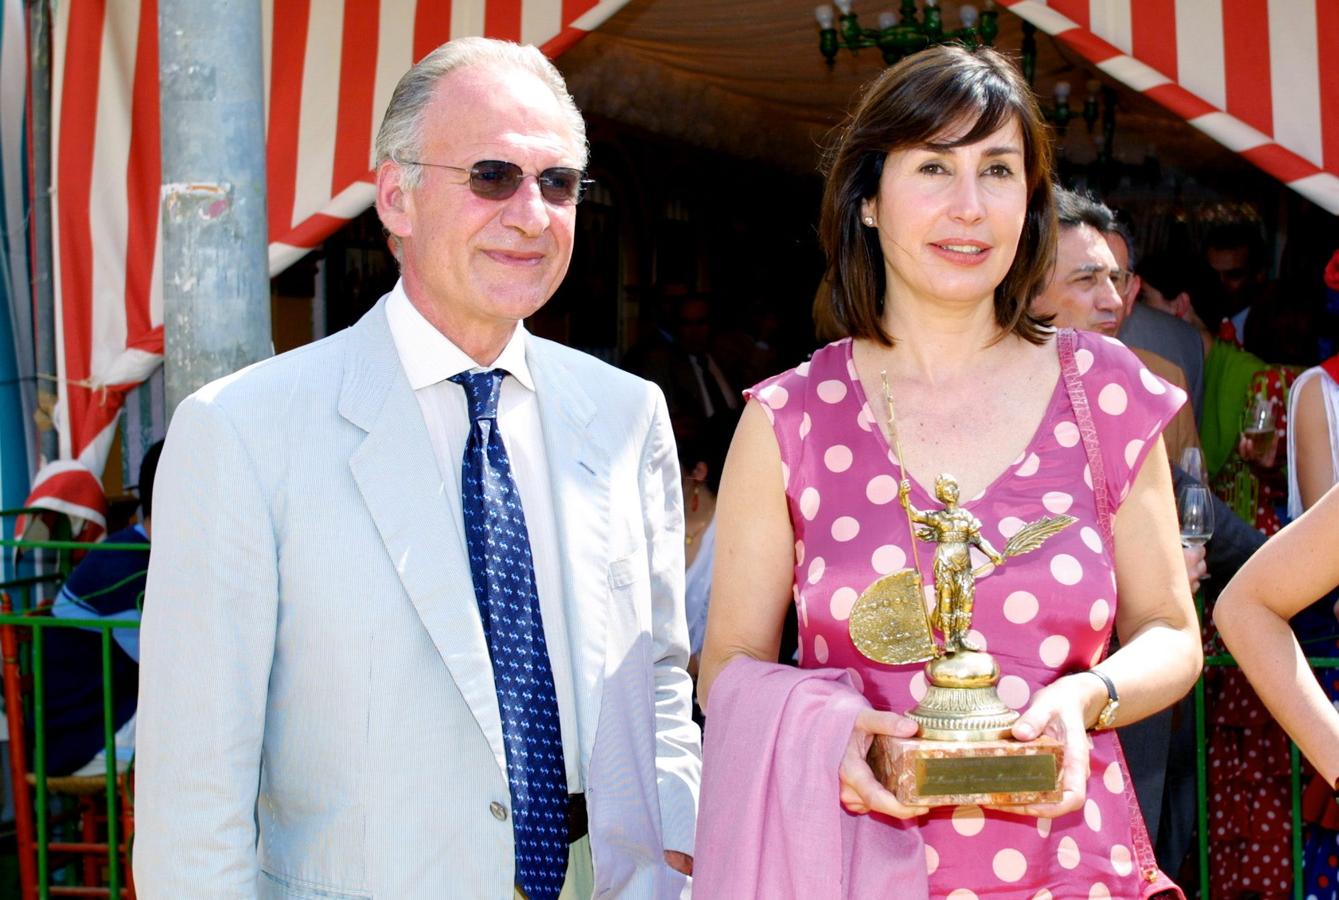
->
[746,330,1185,898]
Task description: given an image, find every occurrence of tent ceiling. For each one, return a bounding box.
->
[559,0,1266,186]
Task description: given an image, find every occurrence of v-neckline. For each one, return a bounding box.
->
[842,335,1064,510]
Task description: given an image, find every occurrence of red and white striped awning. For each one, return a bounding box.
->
[27,0,628,537]
[999,0,1339,215]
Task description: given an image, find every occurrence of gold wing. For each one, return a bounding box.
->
[1002,514,1078,559]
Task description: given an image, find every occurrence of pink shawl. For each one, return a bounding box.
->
[693,656,929,899]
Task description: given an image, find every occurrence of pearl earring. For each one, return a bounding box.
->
[862,216,875,226]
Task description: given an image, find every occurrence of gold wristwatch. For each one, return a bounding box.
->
[1085,669,1120,731]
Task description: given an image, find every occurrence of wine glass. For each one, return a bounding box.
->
[1242,396,1277,463]
[1178,447,1206,485]
[1178,484,1215,549]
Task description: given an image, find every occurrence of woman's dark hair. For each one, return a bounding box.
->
[816,45,1057,346]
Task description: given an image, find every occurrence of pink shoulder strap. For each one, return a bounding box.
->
[1057,329,1114,548]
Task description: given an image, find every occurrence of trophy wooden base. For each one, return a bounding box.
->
[869,733,1064,807]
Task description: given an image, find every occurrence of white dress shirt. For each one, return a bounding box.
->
[385,281,581,792]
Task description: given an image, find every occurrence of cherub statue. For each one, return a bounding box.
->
[900,474,1005,654]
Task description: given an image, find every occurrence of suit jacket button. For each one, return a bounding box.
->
[490,801,509,821]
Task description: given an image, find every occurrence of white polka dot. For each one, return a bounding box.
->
[1016,453,1041,477]
[814,635,829,664]
[1054,420,1080,447]
[992,848,1027,883]
[845,667,865,693]
[830,587,858,621]
[1004,591,1039,623]
[1075,348,1095,375]
[1140,367,1167,395]
[871,544,907,575]
[846,358,859,380]
[866,474,898,505]
[998,675,1031,710]
[800,487,821,520]
[1043,491,1073,514]
[832,516,860,542]
[1083,465,1093,489]
[1057,835,1081,869]
[798,593,808,628]
[1103,761,1125,794]
[1036,817,1052,839]
[909,669,928,703]
[999,516,1026,539]
[965,629,987,650]
[1090,643,1105,667]
[1124,438,1145,469]
[824,445,853,473]
[817,379,847,404]
[757,384,789,409]
[1098,383,1128,416]
[1033,892,1053,900]
[1110,844,1133,876]
[1039,634,1070,667]
[1089,599,1110,631]
[780,462,790,488]
[1080,527,1103,553]
[1088,884,1111,900]
[807,557,826,584]
[1051,553,1083,586]
[951,805,985,837]
[924,843,939,875]
[795,540,806,566]
[796,361,810,377]
[1084,799,1102,831]
[799,412,812,439]
[857,404,875,431]
[946,891,977,900]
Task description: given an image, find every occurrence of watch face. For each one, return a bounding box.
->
[1097,700,1119,730]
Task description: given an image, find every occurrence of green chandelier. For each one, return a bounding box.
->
[815,0,1000,67]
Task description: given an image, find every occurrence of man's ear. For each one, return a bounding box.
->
[1173,291,1192,320]
[375,160,412,241]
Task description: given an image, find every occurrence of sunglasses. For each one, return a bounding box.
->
[397,157,591,205]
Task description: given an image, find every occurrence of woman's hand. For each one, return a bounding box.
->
[997,675,1102,819]
[838,709,930,819]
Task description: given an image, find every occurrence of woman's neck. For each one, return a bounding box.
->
[874,292,1011,383]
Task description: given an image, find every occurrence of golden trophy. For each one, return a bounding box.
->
[849,376,1075,808]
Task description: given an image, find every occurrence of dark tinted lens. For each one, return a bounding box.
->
[537,168,586,204]
[468,161,523,199]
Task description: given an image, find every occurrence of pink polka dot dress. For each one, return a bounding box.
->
[746,329,1185,899]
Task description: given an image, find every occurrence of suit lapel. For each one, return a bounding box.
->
[339,301,508,779]
[528,340,611,775]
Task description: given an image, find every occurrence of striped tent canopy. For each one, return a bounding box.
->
[999,0,1339,215]
[23,0,629,539]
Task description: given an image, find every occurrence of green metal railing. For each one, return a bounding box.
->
[2,535,148,899]
[1193,602,1339,900]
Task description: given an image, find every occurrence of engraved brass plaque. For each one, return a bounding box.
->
[916,753,1058,797]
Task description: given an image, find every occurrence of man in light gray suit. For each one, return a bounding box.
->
[134,38,700,899]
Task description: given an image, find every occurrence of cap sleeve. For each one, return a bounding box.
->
[1074,331,1188,507]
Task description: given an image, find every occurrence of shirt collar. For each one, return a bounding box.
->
[385,279,535,392]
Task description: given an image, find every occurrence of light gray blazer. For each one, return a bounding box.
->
[133,299,701,898]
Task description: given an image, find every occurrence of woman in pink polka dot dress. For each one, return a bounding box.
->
[699,46,1201,900]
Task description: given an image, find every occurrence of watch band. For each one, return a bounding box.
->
[1086,668,1119,703]
[1084,668,1119,730]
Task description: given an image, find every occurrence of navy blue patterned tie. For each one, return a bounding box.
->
[450,369,568,900]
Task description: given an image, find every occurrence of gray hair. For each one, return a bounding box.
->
[374,37,588,192]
